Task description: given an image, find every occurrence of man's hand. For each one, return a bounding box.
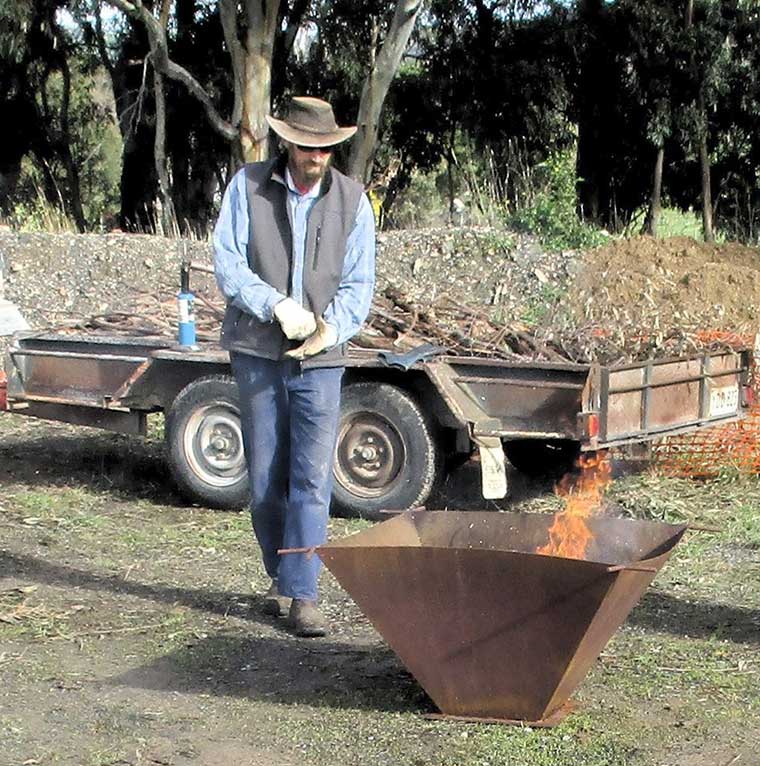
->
[273,298,317,340]
[285,317,339,360]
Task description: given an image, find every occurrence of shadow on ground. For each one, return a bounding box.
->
[110,632,431,715]
[0,426,190,506]
[4,549,758,649]
[1,548,268,626]
[631,589,760,643]
[0,418,559,511]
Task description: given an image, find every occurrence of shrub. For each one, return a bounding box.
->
[507,149,608,251]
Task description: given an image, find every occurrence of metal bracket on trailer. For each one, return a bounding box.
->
[472,434,508,500]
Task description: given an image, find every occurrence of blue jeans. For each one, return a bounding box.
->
[231,353,344,601]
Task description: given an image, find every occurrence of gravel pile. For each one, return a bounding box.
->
[0,232,212,329]
[0,228,576,332]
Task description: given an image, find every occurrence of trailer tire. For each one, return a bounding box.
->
[332,382,439,520]
[165,376,249,509]
[504,439,580,479]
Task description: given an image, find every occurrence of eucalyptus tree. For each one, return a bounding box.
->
[415,1,575,215]
[711,0,760,241]
[104,0,420,175]
[616,0,682,235]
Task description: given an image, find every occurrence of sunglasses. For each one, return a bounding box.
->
[295,144,334,153]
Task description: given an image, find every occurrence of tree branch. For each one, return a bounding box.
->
[93,0,116,80]
[105,0,237,142]
[219,0,244,93]
[348,0,424,183]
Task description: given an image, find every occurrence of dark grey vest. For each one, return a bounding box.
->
[220,157,364,363]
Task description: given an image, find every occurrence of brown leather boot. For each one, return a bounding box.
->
[262,579,292,617]
[288,599,327,637]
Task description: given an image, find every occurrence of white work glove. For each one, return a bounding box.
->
[285,317,339,360]
[273,297,317,340]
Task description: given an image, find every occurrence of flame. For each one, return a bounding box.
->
[537,451,612,560]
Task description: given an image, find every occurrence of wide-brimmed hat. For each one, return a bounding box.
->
[266,96,357,148]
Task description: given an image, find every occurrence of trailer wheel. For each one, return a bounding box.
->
[504,439,580,479]
[165,376,249,509]
[332,382,438,520]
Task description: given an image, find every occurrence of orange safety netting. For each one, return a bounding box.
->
[653,331,760,478]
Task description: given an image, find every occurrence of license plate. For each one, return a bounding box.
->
[709,385,739,417]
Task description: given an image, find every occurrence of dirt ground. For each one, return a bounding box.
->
[1,414,759,766]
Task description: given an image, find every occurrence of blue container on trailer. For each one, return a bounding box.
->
[177,263,197,347]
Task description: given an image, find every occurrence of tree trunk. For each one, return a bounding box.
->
[153,63,174,234]
[167,0,195,224]
[240,0,280,162]
[684,0,714,242]
[56,51,87,232]
[685,0,693,28]
[698,95,714,242]
[576,0,606,225]
[646,145,664,236]
[446,150,456,224]
[151,0,174,234]
[348,0,424,184]
[381,157,413,227]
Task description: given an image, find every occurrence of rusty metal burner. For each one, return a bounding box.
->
[317,510,686,725]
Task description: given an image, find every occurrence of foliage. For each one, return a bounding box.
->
[2,1,760,241]
[5,63,122,231]
[384,167,450,228]
[6,173,78,232]
[507,148,608,251]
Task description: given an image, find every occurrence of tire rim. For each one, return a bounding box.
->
[183,403,246,488]
[334,412,405,499]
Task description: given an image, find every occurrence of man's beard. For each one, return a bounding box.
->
[304,157,330,181]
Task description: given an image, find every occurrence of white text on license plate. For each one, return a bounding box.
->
[709,385,739,417]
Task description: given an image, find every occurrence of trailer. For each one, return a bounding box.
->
[2,330,752,517]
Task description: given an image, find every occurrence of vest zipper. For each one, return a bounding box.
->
[312,227,322,271]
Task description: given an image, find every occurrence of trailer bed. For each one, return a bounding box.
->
[4,330,752,448]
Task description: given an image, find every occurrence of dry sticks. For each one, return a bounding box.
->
[50,283,747,365]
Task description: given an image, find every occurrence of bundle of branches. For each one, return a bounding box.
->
[355,288,751,364]
[50,287,225,342]
[46,283,751,366]
[532,315,756,365]
[353,286,568,361]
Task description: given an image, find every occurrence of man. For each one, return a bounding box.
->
[213,96,375,637]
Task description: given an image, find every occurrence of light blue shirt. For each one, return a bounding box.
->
[213,164,376,345]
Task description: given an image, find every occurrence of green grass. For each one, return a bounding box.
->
[448,716,637,766]
[11,487,105,522]
[146,412,165,441]
[653,207,726,243]
[0,586,75,641]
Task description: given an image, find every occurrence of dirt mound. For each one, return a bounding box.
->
[567,236,760,333]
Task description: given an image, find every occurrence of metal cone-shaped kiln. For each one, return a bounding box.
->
[318,510,685,725]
